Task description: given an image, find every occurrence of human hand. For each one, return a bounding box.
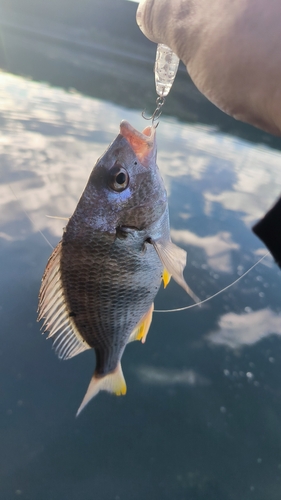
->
[137,0,281,136]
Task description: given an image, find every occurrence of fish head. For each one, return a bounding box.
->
[75,120,167,233]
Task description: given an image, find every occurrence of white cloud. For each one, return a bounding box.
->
[207,308,281,349]
[135,366,210,387]
[1,70,281,253]
[155,120,281,227]
[171,229,239,273]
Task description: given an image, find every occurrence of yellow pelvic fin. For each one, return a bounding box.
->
[162,268,171,288]
[76,362,127,417]
[128,303,154,344]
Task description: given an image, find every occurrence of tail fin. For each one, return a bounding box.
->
[76,363,127,416]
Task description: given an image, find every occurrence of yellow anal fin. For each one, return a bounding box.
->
[76,362,127,417]
[128,303,154,344]
[162,268,171,288]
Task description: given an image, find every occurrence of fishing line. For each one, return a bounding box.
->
[9,184,54,250]
[46,215,69,221]
[154,252,270,313]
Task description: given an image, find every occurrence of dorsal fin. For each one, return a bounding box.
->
[38,241,91,360]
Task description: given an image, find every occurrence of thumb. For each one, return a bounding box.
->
[136,0,190,64]
[137,0,281,137]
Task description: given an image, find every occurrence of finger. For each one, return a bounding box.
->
[137,0,281,136]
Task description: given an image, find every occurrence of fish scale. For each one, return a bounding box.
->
[60,230,163,353]
[38,120,198,415]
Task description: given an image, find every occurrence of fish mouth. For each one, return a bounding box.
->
[119,120,156,167]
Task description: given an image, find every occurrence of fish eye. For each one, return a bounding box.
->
[108,163,129,192]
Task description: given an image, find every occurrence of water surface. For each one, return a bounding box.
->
[1,71,281,500]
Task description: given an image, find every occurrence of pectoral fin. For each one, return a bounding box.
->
[151,238,200,303]
[76,363,127,417]
[128,303,154,344]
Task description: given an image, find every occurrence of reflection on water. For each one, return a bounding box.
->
[171,229,239,273]
[136,366,211,387]
[207,308,281,349]
[1,71,281,500]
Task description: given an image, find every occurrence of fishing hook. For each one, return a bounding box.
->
[142,96,166,127]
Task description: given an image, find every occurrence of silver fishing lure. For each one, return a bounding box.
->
[143,43,180,125]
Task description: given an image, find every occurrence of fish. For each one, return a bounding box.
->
[37,120,199,415]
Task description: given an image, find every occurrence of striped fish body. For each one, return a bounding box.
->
[59,216,167,371]
[39,121,198,414]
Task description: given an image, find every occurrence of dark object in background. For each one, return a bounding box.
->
[252,197,281,267]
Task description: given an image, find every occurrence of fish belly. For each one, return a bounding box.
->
[60,230,163,375]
